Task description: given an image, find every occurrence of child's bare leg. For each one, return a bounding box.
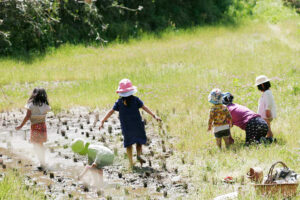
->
[265,119,273,138]
[126,145,133,168]
[228,134,235,144]
[40,143,46,165]
[136,144,146,166]
[223,136,230,149]
[136,144,142,157]
[91,168,104,187]
[78,165,91,180]
[216,138,222,149]
[34,143,46,166]
[98,169,103,185]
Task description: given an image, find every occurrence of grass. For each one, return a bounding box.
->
[0,171,45,200]
[0,3,300,200]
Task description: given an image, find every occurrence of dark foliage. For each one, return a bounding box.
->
[0,0,236,55]
[283,0,300,13]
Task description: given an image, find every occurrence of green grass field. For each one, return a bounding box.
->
[0,4,299,199]
[0,171,45,200]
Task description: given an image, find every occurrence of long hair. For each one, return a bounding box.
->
[121,95,133,106]
[28,88,49,106]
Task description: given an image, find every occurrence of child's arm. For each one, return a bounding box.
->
[265,91,274,121]
[265,110,272,119]
[141,105,161,122]
[15,110,31,130]
[78,161,97,180]
[264,110,272,128]
[208,109,213,131]
[226,109,233,127]
[99,109,115,130]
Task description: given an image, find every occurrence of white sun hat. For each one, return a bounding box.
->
[118,89,137,97]
[255,75,270,86]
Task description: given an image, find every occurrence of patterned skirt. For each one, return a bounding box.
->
[30,122,47,144]
[245,117,268,144]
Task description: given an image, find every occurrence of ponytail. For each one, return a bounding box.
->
[122,95,133,106]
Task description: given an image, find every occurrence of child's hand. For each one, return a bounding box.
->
[15,126,22,131]
[91,163,97,168]
[154,115,162,122]
[98,120,104,130]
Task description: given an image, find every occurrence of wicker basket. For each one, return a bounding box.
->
[254,161,299,197]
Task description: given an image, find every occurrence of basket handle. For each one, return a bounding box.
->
[265,161,289,184]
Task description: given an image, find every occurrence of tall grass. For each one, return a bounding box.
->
[0,171,45,200]
[0,1,299,199]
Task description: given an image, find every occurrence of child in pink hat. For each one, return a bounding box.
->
[99,79,161,169]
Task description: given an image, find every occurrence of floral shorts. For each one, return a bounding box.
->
[30,122,47,144]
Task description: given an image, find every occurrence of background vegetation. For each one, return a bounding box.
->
[0,0,299,199]
[1,0,298,56]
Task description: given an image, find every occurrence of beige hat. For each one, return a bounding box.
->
[255,75,270,86]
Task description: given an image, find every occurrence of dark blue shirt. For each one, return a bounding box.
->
[113,96,146,147]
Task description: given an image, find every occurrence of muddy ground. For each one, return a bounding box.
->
[0,107,192,200]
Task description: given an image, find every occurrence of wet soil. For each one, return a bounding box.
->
[0,107,192,199]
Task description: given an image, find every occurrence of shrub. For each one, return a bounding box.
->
[0,0,58,55]
[253,0,297,23]
[0,0,104,55]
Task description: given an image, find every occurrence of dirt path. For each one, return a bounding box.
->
[0,107,191,199]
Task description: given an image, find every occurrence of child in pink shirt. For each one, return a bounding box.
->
[223,92,268,145]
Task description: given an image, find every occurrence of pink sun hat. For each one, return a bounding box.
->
[116,79,137,97]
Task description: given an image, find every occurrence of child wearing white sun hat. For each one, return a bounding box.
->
[99,79,161,169]
[256,75,276,142]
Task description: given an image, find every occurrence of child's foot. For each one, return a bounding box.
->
[260,137,267,144]
[37,165,45,171]
[229,137,235,145]
[128,163,134,171]
[137,156,146,166]
[266,137,274,144]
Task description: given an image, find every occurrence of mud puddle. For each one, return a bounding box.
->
[0,107,192,199]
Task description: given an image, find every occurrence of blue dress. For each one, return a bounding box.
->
[113,96,146,147]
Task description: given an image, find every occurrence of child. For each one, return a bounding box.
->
[207,88,232,149]
[222,92,268,145]
[71,138,114,186]
[99,79,161,168]
[16,88,51,168]
[255,75,276,142]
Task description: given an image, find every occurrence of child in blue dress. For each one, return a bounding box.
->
[99,79,161,168]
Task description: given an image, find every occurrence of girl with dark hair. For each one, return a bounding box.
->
[255,75,277,142]
[16,88,51,168]
[99,79,161,169]
[223,92,268,145]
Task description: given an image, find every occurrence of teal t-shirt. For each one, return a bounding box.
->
[87,144,114,169]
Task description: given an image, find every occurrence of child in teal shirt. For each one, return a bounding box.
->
[71,138,114,185]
